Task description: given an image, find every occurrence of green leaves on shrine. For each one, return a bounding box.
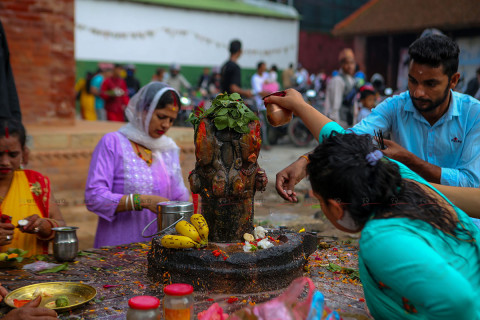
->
[187,92,258,133]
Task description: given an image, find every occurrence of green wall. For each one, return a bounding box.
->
[76,60,256,92]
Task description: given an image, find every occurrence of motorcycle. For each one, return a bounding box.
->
[174,92,208,127]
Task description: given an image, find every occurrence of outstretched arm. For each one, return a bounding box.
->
[267,89,340,202]
[430,183,480,218]
[263,89,333,141]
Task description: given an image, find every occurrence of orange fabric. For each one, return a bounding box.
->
[1,170,51,256]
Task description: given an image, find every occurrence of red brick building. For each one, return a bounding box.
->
[0,0,75,125]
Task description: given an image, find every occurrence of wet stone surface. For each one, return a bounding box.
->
[148,231,318,293]
[0,240,371,319]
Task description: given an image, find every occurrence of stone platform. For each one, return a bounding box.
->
[147,231,318,293]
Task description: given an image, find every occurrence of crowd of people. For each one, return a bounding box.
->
[2,19,480,318]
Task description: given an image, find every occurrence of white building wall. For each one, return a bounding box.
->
[75,0,299,69]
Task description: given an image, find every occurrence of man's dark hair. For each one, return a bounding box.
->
[408,34,459,78]
[229,39,242,55]
[476,67,480,75]
[257,61,265,70]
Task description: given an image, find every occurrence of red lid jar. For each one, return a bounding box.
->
[163,283,194,296]
[163,283,194,320]
[127,296,160,320]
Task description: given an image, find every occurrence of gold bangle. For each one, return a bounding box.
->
[299,155,310,163]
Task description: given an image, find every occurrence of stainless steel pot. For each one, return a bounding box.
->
[142,201,194,238]
[52,227,79,262]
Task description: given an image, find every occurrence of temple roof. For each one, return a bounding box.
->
[332,0,480,36]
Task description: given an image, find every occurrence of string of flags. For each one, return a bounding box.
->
[76,23,295,56]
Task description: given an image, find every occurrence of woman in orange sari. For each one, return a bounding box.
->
[0,119,65,257]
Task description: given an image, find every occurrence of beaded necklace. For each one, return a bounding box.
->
[134,142,152,166]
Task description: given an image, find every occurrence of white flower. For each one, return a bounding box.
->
[254,226,266,239]
[257,238,274,249]
[243,243,257,252]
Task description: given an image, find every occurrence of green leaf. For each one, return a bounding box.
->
[38,263,68,274]
[214,116,229,130]
[245,112,259,121]
[326,263,342,272]
[34,254,47,261]
[228,117,235,127]
[216,108,229,116]
[230,93,241,100]
[239,124,249,133]
[77,251,94,256]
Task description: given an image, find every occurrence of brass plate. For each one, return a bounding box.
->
[4,282,97,312]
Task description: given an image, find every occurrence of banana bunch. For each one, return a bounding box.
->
[190,214,209,244]
[160,214,209,249]
[161,235,201,249]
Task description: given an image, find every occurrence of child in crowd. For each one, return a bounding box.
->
[356,84,376,123]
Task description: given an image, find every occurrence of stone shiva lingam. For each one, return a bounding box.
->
[148,93,317,293]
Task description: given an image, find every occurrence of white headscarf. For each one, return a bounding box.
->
[118,82,180,152]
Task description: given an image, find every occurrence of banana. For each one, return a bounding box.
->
[190,214,209,243]
[175,221,203,244]
[161,235,200,249]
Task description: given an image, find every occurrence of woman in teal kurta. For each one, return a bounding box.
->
[264,89,480,319]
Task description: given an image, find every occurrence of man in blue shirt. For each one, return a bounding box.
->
[276,34,480,202]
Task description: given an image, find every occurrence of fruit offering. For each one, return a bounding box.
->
[160,214,209,249]
[55,295,70,308]
[161,235,201,249]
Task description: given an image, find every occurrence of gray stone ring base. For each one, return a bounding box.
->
[147,231,318,293]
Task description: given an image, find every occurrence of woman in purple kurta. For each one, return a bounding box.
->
[85,82,189,247]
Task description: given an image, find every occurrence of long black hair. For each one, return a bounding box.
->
[307,132,470,239]
[0,119,26,148]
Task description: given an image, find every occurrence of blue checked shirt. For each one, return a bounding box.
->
[351,90,480,187]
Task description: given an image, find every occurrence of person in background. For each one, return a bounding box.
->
[251,61,270,150]
[262,65,280,93]
[266,89,480,319]
[75,71,97,121]
[85,82,189,247]
[100,64,129,122]
[220,39,252,98]
[0,20,21,122]
[464,67,480,98]
[282,63,295,89]
[0,119,66,257]
[0,284,57,319]
[166,63,191,95]
[197,67,211,97]
[324,48,357,127]
[90,63,113,121]
[125,64,141,98]
[355,84,377,124]
[208,66,222,98]
[294,63,309,93]
[275,35,480,200]
[152,68,166,83]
